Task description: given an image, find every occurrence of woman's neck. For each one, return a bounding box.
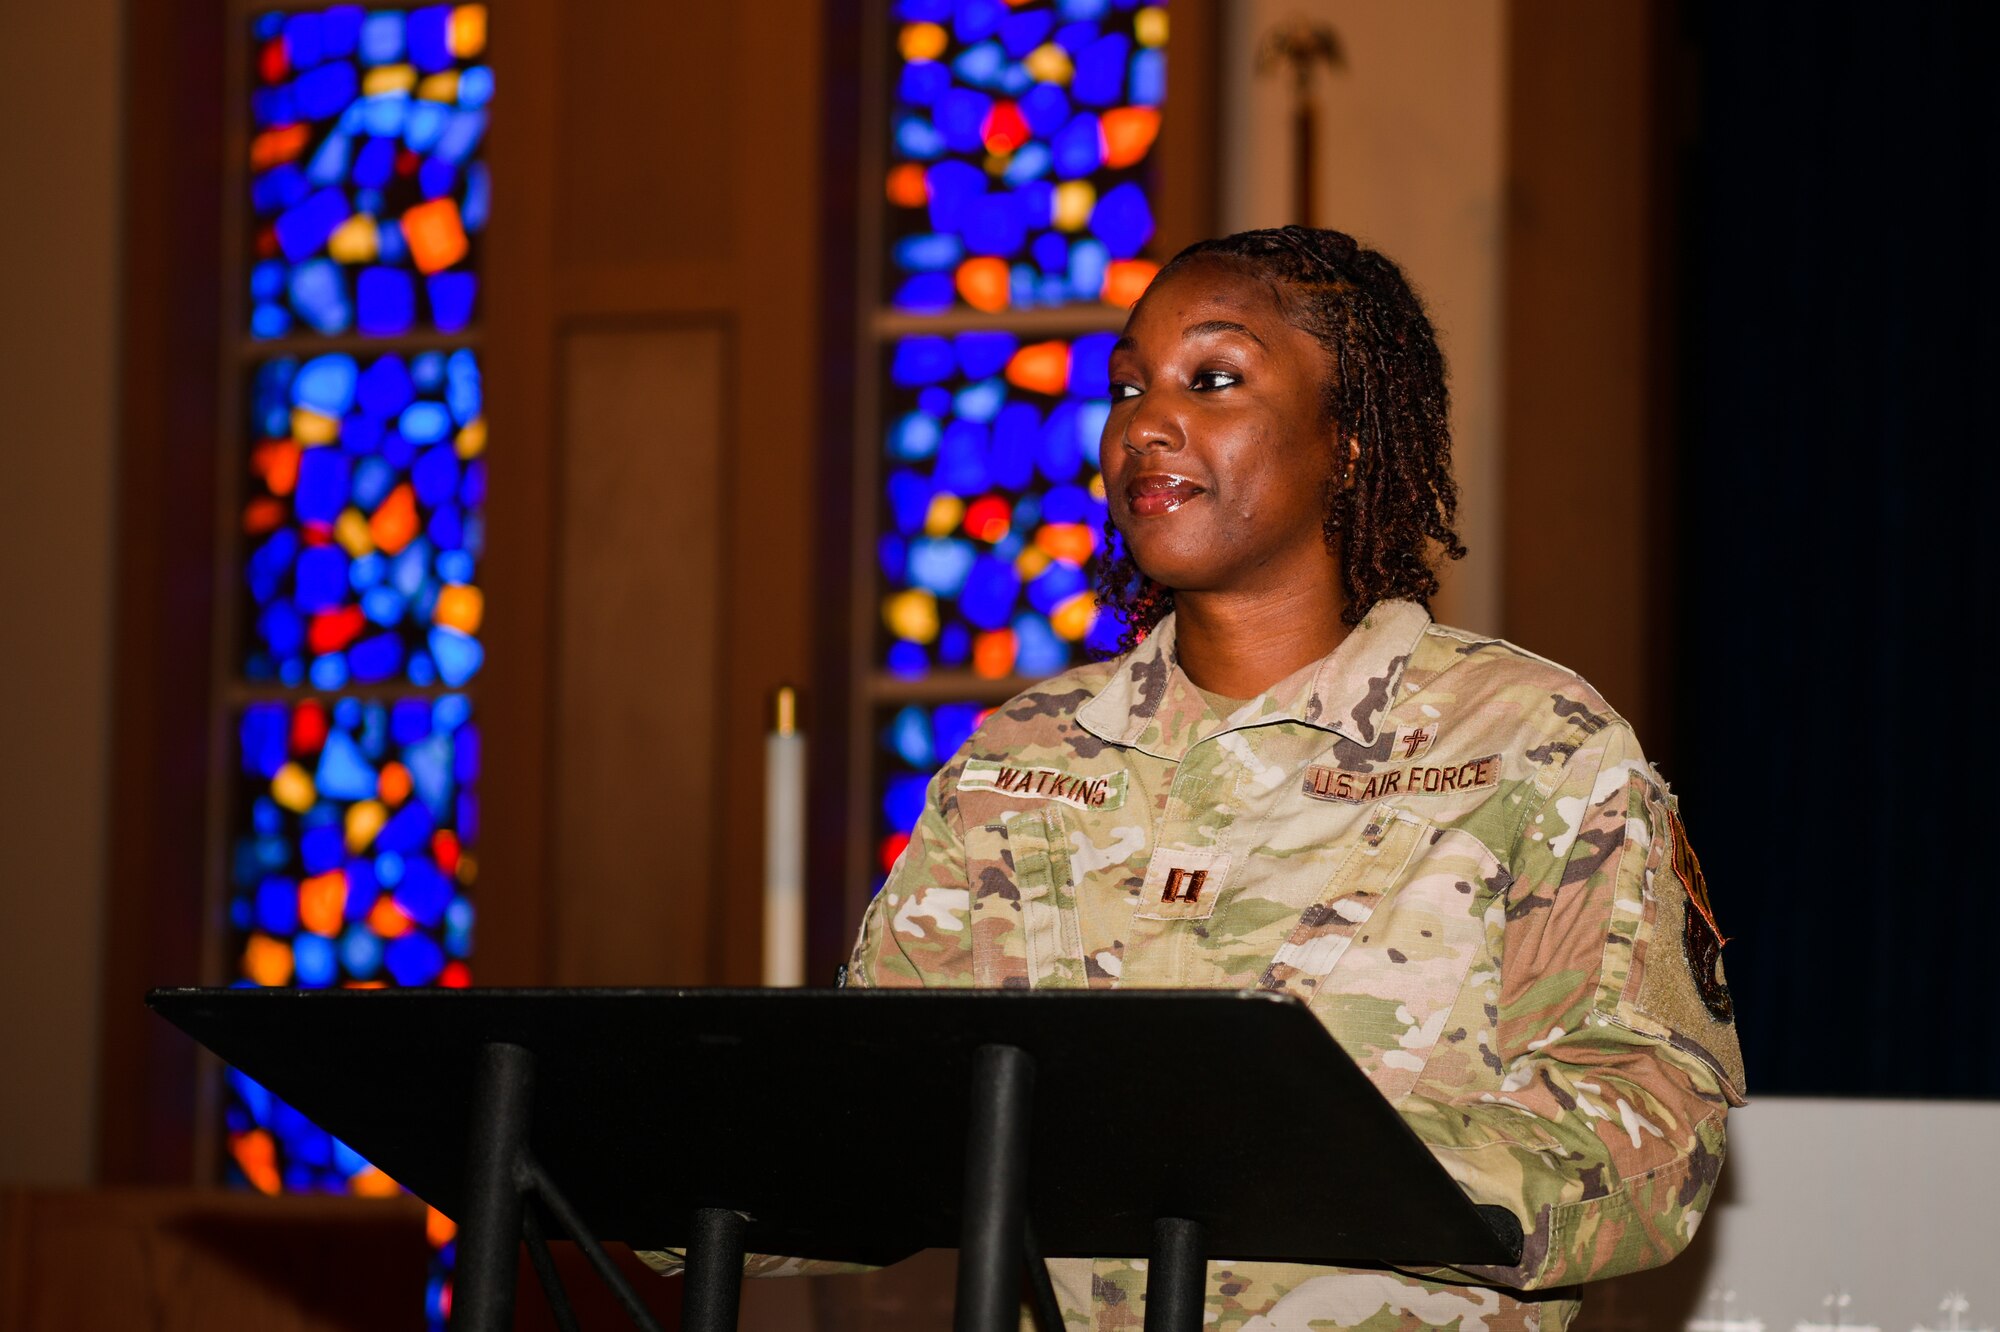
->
[1170,582,1349,699]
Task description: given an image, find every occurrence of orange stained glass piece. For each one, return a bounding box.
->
[886,162,929,208]
[368,895,416,939]
[400,197,469,275]
[231,1130,283,1195]
[251,123,310,171]
[955,257,1011,313]
[448,4,488,58]
[1005,341,1070,396]
[298,870,347,937]
[1101,259,1159,309]
[369,483,420,554]
[253,441,302,496]
[243,497,286,536]
[973,628,1018,678]
[377,760,413,806]
[427,1207,459,1247]
[898,21,948,61]
[349,1164,402,1198]
[1100,106,1162,169]
[1034,522,1097,565]
[243,934,294,987]
[433,583,484,635]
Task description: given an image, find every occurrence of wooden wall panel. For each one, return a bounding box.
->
[1501,0,1676,749]
[0,1191,424,1331]
[555,6,737,268]
[552,326,729,985]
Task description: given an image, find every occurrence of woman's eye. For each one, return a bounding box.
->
[1192,370,1240,391]
[1108,382,1141,402]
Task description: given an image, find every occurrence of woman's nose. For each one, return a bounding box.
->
[1122,396,1181,454]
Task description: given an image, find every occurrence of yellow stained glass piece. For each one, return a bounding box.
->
[272,762,316,813]
[1014,546,1051,579]
[884,588,941,645]
[292,408,339,446]
[924,493,966,537]
[362,63,417,96]
[1089,472,1107,500]
[1135,7,1168,48]
[334,508,375,557]
[455,417,487,459]
[1053,180,1096,232]
[1025,42,1073,84]
[1051,591,1098,642]
[345,800,388,854]
[449,5,488,58]
[900,22,948,62]
[327,213,379,264]
[243,934,294,987]
[418,71,460,103]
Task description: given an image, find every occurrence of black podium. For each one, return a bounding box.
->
[150,987,1521,1332]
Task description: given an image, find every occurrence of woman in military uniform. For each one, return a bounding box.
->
[848,227,1745,1330]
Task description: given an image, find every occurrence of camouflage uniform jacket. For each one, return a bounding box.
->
[848,599,1747,1331]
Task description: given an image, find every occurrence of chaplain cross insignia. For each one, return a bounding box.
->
[1400,727,1433,758]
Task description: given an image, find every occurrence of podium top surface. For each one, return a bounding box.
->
[150,986,1518,1268]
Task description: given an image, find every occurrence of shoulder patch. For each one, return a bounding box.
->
[1667,807,1732,1023]
[959,759,1127,811]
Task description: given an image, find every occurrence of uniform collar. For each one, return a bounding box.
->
[1076,599,1432,760]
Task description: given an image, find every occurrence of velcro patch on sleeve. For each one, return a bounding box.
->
[959,759,1127,811]
[1303,754,1500,804]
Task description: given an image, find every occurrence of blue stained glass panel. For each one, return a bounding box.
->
[243,350,487,687]
[250,5,492,337]
[880,332,1123,678]
[885,0,1167,313]
[225,694,478,1196]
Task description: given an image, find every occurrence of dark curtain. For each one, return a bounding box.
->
[1673,1,1999,1096]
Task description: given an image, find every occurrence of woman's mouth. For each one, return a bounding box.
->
[1125,473,1206,517]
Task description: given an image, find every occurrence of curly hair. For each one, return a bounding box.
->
[1091,225,1465,653]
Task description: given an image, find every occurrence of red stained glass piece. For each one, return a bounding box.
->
[291,700,329,755]
[308,606,366,654]
[440,962,472,988]
[879,832,911,874]
[981,101,1030,154]
[258,38,289,85]
[432,829,460,875]
[396,147,421,177]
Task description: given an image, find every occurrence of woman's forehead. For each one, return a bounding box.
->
[1118,256,1317,355]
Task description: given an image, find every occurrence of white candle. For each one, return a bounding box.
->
[763,686,806,987]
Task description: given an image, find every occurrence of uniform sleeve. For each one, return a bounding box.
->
[848,753,976,988]
[1398,721,1746,1290]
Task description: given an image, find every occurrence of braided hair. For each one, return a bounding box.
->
[1091,226,1465,652]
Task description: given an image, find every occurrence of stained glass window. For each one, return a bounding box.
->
[225,694,478,1192]
[876,702,991,889]
[249,5,492,338]
[229,10,493,1325]
[885,0,1167,313]
[879,330,1121,678]
[244,349,487,688]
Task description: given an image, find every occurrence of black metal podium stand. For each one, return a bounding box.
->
[150,987,1521,1332]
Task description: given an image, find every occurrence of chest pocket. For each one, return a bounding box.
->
[965,807,1086,989]
[1262,808,1502,1101]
